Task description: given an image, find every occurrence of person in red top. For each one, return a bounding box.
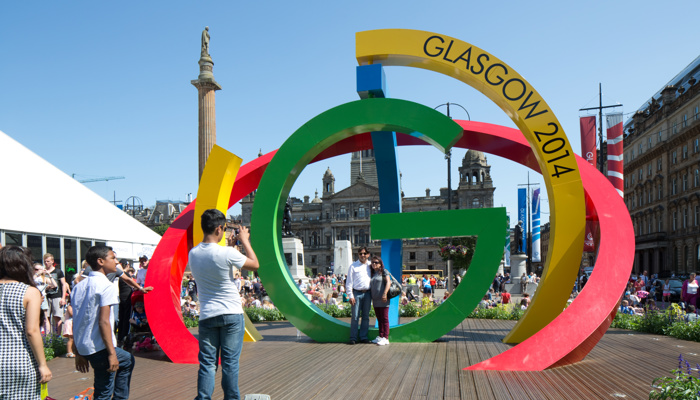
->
[429,276,436,289]
[501,288,511,304]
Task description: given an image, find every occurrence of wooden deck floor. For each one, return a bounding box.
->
[46,319,700,399]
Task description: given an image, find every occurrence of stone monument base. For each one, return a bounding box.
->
[508,253,527,294]
[333,240,352,276]
[282,237,307,283]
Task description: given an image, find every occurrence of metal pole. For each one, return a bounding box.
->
[598,83,604,172]
[434,102,471,293]
[579,84,622,174]
[446,103,453,291]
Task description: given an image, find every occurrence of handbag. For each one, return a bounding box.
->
[387,273,403,299]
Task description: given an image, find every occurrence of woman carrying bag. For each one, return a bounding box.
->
[370,256,392,346]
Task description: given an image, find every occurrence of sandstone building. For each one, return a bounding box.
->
[241,149,496,276]
[623,55,700,276]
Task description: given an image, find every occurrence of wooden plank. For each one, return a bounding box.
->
[392,344,430,399]
[409,343,438,399]
[426,341,447,399]
[46,319,700,400]
[443,339,461,400]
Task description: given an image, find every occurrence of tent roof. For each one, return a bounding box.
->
[0,130,161,246]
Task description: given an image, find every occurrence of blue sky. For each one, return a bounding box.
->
[1,1,698,227]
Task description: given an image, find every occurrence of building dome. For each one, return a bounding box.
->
[311,190,322,203]
[324,167,334,178]
[462,150,487,165]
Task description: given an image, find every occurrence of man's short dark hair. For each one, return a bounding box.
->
[201,209,227,235]
[357,246,369,255]
[86,246,113,269]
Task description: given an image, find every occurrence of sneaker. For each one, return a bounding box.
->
[371,337,380,344]
[377,337,389,346]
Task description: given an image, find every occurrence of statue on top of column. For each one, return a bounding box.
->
[201,26,210,57]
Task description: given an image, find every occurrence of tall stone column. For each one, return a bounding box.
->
[191,26,222,182]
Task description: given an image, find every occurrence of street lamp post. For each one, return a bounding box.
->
[434,102,470,292]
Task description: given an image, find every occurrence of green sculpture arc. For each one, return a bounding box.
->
[251,98,506,342]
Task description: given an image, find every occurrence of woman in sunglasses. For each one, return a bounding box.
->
[369,256,391,345]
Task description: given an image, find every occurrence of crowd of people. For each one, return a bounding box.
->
[616,270,700,319]
[0,242,154,399]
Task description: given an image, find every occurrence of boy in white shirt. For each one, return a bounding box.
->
[72,246,134,400]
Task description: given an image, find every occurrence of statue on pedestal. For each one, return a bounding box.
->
[201,26,210,57]
[514,220,524,254]
[283,201,294,237]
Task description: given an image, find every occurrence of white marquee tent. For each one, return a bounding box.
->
[0,130,161,268]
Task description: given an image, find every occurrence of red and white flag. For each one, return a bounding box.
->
[580,116,599,252]
[606,113,624,197]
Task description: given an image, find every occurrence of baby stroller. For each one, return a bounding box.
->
[124,292,157,352]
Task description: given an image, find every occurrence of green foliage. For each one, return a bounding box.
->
[184,315,199,328]
[152,224,170,236]
[667,321,700,342]
[649,354,700,400]
[317,304,351,318]
[610,313,639,330]
[438,237,477,271]
[608,304,700,344]
[468,304,523,320]
[304,267,313,278]
[245,307,286,323]
[637,310,672,335]
[400,302,421,317]
[43,333,67,361]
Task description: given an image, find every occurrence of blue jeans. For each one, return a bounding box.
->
[196,313,245,400]
[83,347,134,400]
[350,289,371,341]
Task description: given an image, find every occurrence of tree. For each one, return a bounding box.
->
[437,236,477,272]
[152,224,170,236]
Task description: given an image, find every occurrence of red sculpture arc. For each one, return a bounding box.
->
[144,120,633,369]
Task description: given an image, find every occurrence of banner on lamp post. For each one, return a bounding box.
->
[580,115,598,252]
[580,116,597,165]
[517,188,527,254]
[606,113,624,197]
[531,188,541,262]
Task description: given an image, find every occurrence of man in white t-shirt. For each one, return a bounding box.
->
[189,209,259,400]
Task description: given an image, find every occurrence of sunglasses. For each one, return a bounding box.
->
[371,261,381,265]
[359,252,368,255]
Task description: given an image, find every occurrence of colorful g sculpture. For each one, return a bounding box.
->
[144,30,633,370]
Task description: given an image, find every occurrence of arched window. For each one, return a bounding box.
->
[358,205,366,218]
[359,229,366,244]
[684,246,689,272]
[472,197,480,208]
[340,230,347,240]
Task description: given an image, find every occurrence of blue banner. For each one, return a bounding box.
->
[517,188,527,254]
[531,188,541,262]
